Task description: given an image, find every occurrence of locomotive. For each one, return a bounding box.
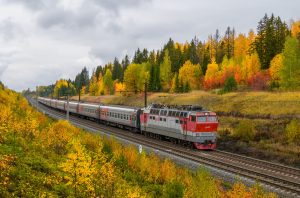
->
[38,97,218,150]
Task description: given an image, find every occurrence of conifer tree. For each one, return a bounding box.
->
[251,14,290,69]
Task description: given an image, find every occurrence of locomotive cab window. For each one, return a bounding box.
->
[207,116,217,122]
[197,116,206,122]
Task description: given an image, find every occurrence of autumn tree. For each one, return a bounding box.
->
[89,72,99,96]
[234,34,248,61]
[160,49,172,91]
[204,60,220,89]
[60,139,97,197]
[103,69,114,95]
[291,20,300,42]
[241,53,261,84]
[123,63,149,94]
[280,37,300,90]
[178,60,202,90]
[269,53,283,87]
[54,79,76,99]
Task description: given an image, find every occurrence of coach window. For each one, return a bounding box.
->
[172,111,176,116]
[158,110,162,116]
[175,119,179,123]
[163,118,166,122]
[184,112,188,117]
[160,117,162,121]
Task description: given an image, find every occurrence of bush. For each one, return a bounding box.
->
[163,181,184,198]
[285,119,300,144]
[233,120,256,142]
[223,76,237,93]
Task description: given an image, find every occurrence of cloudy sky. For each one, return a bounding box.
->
[0,0,299,91]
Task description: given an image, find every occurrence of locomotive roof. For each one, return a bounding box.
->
[148,103,205,111]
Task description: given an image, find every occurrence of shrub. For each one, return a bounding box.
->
[233,120,256,142]
[163,181,184,198]
[223,76,237,93]
[285,119,300,144]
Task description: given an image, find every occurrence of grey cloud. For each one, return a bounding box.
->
[0,0,300,91]
[0,63,8,78]
[37,6,98,29]
[93,0,152,14]
[3,0,45,10]
[0,18,21,41]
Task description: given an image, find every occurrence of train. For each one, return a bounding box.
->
[38,97,218,150]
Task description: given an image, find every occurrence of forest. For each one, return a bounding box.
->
[0,81,278,197]
[35,14,300,98]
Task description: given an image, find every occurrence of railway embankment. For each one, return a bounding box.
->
[71,90,300,167]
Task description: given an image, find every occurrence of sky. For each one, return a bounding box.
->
[0,0,299,91]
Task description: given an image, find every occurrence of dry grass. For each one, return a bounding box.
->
[72,91,300,116]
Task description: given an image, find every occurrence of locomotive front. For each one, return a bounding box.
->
[190,111,218,150]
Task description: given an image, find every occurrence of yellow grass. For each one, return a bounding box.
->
[72,91,300,116]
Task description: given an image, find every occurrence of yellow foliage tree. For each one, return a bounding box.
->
[40,120,80,154]
[234,34,248,60]
[204,60,220,89]
[240,53,261,83]
[89,73,99,96]
[60,139,97,197]
[291,20,300,40]
[114,81,125,95]
[178,60,202,90]
[54,79,68,98]
[269,53,283,82]
[123,63,149,94]
[160,50,172,91]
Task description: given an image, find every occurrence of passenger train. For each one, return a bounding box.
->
[38,97,218,150]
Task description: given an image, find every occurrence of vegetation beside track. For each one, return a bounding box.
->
[0,86,277,197]
[71,90,300,167]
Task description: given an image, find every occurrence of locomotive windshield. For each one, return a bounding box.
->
[197,116,206,122]
[207,116,217,122]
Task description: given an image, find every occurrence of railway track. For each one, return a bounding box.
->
[29,98,300,197]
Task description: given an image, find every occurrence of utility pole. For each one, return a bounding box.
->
[66,79,71,121]
[66,93,69,121]
[36,86,38,109]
